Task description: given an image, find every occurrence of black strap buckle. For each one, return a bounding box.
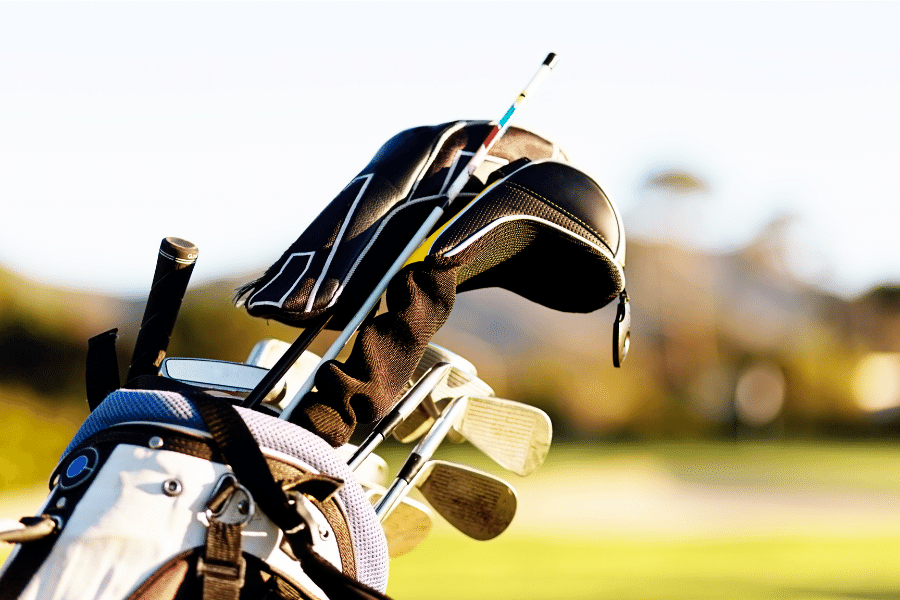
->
[196,554,247,588]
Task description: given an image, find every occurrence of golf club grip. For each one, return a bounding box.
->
[126,237,199,382]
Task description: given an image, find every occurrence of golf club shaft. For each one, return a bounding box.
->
[373,398,468,519]
[348,362,453,470]
[280,53,557,420]
[445,52,559,200]
[127,237,198,382]
[278,203,447,421]
[374,479,411,521]
[240,313,330,408]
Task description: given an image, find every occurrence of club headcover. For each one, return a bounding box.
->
[410,159,626,314]
[236,121,567,330]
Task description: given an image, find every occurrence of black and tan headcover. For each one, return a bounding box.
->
[238,122,626,446]
[237,120,566,330]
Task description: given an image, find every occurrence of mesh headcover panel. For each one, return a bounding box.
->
[61,389,389,593]
[426,160,625,311]
[291,257,460,446]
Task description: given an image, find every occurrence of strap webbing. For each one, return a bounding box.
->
[200,521,246,600]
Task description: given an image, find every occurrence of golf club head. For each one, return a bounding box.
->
[364,485,433,558]
[160,357,271,396]
[453,396,553,477]
[393,344,494,443]
[413,460,517,541]
[245,338,322,409]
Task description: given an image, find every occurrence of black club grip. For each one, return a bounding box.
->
[126,237,198,382]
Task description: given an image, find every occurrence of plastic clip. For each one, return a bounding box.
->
[613,291,630,368]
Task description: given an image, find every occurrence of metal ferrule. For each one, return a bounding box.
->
[373,479,409,521]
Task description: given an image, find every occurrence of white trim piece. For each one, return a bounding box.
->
[413,162,524,259]
[158,249,197,266]
[401,121,470,208]
[442,214,619,269]
[471,153,509,188]
[248,251,316,309]
[305,174,373,313]
[440,150,473,195]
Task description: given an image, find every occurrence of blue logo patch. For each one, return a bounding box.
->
[60,447,100,490]
[66,455,89,479]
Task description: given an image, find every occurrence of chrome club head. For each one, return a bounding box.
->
[364,484,433,558]
[393,343,494,444]
[413,460,517,541]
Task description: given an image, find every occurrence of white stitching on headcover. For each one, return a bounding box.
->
[304,174,373,313]
[324,192,479,310]
[247,252,315,309]
[442,214,616,264]
[326,123,471,301]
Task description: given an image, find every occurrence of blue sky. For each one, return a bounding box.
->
[1,2,898,298]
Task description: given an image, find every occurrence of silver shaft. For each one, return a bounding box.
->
[279,54,558,422]
[373,398,468,519]
[347,362,453,470]
[373,479,410,521]
[445,52,559,199]
[279,205,445,421]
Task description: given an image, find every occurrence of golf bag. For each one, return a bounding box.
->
[0,114,627,598]
[238,121,627,446]
[0,377,391,600]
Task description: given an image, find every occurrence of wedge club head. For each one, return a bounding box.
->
[375,459,517,541]
[401,394,552,477]
[414,460,517,541]
[364,485,433,558]
[453,395,552,477]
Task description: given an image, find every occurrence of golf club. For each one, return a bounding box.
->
[375,459,517,541]
[245,338,323,408]
[275,53,560,420]
[347,362,454,470]
[127,237,198,382]
[373,393,548,519]
[392,344,495,444]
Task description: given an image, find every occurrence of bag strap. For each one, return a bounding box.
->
[199,520,246,600]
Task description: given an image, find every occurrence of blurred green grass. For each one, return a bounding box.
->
[379,441,900,600]
[387,533,900,600]
[0,388,86,491]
